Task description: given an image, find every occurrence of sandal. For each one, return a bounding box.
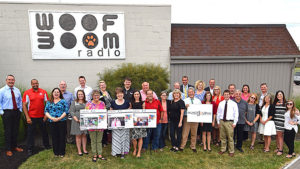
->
[250,145,254,150]
[277,150,283,156]
[83,152,89,155]
[274,148,279,153]
[286,154,293,158]
[264,149,270,153]
[292,153,296,157]
[98,155,107,160]
[92,156,97,162]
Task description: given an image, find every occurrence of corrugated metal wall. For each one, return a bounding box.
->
[171,62,293,97]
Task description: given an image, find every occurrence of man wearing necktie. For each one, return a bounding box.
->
[0,75,23,156]
[217,89,239,157]
[180,87,202,152]
[180,76,194,98]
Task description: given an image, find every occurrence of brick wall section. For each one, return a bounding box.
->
[0,3,171,90]
[171,24,300,56]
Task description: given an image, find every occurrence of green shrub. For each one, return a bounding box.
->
[97,63,170,97]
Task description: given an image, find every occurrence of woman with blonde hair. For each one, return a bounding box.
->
[168,89,185,152]
[244,93,260,149]
[195,80,206,102]
[212,86,224,145]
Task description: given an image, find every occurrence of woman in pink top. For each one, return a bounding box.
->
[85,90,106,162]
[241,84,251,101]
[159,91,169,151]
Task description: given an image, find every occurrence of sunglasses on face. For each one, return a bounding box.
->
[250,97,256,100]
[287,103,293,106]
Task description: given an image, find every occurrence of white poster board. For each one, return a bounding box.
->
[107,110,133,129]
[80,109,107,130]
[187,104,213,123]
[133,109,157,128]
[29,10,125,59]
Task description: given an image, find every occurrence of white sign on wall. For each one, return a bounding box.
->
[28,10,125,59]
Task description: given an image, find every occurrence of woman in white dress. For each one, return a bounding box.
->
[258,94,276,152]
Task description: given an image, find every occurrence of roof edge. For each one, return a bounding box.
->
[171,24,286,28]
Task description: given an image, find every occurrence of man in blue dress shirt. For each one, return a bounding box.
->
[0,75,24,156]
[59,80,74,144]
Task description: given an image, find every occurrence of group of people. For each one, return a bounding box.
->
[0,75,299,162]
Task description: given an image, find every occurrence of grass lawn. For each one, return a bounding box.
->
[20,140,300,169]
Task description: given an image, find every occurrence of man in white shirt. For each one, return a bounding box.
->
[204,78,215,95]
[74,76,93,101]
[180,87,201,152]
[257,83,274,108]
[217,89,239,157]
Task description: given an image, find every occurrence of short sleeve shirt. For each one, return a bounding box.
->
[44,99,69,122]
[22,88,48,118]
[168,99,185,122]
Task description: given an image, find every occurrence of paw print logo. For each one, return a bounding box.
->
[82,33,98,49]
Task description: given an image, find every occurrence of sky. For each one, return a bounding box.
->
[2,0,300,47]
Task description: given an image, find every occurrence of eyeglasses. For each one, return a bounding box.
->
[287,103,293,106]
[161,95,167,97]
[250,97,256,100]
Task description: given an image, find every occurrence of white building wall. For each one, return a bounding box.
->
[0,3,171,91]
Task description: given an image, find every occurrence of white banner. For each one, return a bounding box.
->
[80,109,107,130]
[28,10,125,59]
[107,110,134,129]
[187,104,213,123]
[133,109,157,128]
[108,109,157,129]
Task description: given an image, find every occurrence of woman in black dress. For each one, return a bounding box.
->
[168,89,185,152]
[201,91,217,151]
[130,90,147,158]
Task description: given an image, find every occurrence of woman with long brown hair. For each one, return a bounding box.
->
[257,94,276,152]
[284,100,300,158]
[201,91,217,151]
[44,88,68,157]
[70,90,88,156]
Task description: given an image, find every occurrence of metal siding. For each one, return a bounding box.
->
[171,62,293,97]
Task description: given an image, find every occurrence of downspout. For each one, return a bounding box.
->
[290,57,298,98]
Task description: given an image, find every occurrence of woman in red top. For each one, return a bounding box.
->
[159,91,169,151]
[212,86,224,146]
[201,91,217,151]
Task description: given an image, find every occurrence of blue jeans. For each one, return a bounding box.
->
[159,123,168,149]
[142,123,162,150]
[170,121,182,147]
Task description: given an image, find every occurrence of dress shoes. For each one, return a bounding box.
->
[14,147,24,152]
[6,151,13,157]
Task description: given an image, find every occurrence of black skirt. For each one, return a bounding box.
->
[202,123,212,132]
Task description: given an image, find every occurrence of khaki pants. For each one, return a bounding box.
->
[180,117,199,149]
[220,120,234,153]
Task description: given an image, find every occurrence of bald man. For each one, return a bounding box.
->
[139,82,158,101]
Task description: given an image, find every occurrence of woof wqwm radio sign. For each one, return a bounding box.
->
[29,11,125,59]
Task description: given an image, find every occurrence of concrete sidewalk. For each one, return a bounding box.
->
[283,156,300,169]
